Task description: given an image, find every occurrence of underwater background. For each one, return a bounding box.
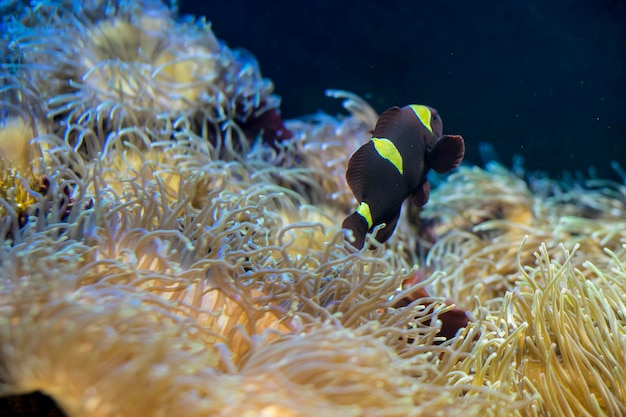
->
[189,0,626,179]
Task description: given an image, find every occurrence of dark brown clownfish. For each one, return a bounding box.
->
[342,104,464,249]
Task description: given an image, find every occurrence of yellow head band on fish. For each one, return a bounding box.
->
[409,104,433,134]
[371,137,403,174]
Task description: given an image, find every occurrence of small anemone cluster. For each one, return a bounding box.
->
[2,0,289,159]
[2,1,626,416]
[420,162,626,416]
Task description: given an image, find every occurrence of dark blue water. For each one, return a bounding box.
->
[185,0,626,180]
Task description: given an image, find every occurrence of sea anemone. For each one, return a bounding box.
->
[0,115,57,232]
[5,0,287,159]
[0,117,42,171]
[512,243,626,415]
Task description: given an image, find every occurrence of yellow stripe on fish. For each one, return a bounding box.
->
[409,104,433,134]
[371,137,403,174]
[356,201,373,228]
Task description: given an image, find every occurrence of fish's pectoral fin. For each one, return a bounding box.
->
[345,141,379,200]
[373,211,400,245]
[342,211,370,250]
[410,180,430,207]
[428,134,465,174]
[372,106,402,137]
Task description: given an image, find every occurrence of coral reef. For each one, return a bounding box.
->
[1,1,626,416]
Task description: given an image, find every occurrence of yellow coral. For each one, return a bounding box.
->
[0,165,41,219]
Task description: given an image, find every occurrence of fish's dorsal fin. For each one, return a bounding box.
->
[428,134,465,174]
[372,106,402,137]
[345,141,379,200]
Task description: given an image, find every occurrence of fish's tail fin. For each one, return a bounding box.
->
[342,212,369,250]
[372,212,400,245]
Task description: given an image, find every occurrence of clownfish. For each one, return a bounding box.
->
[342,104,464,249]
